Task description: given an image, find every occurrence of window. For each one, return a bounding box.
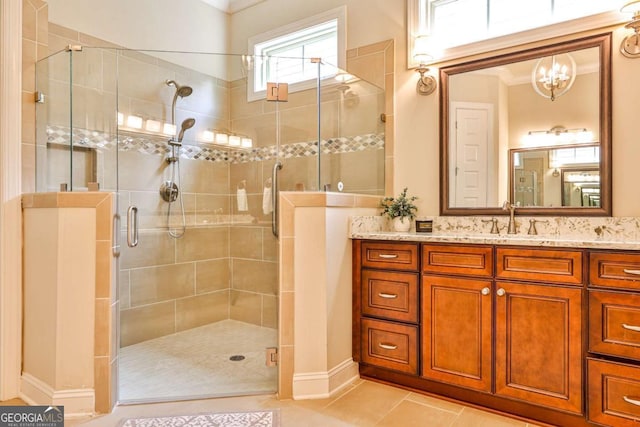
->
[408,0,624,65]
[248,7,346,101]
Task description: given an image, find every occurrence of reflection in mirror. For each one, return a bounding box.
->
[440,33,611,216]
[509,143,600,208]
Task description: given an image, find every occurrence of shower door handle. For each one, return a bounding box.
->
[272,161,283,238]
[127,206,139,247]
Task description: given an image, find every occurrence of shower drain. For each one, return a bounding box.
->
[229,355,245,361]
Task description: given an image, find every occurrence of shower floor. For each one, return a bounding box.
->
[118,319,278,402]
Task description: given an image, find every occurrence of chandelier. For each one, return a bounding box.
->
[531,53,576,101]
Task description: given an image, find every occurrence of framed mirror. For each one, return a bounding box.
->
[440,33,611,216]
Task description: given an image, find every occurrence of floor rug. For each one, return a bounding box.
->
[118,409,279,427]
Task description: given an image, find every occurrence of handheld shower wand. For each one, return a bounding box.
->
[166,79,193,125]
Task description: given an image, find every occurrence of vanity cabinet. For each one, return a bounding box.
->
[421,244,583,414]
[353,239,600,427]
[587,250,640,426]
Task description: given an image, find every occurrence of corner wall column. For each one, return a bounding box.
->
[0,0,24,400]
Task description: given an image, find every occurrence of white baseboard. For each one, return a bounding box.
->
[20,373,95,417]
[293,358,359,400]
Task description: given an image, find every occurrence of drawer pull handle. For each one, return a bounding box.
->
[378,293,398,299]
[623,323,640,332]
[623,396,640,406]
[624,269,640,276]
[378,254,399,259]
[481,287,491,296]
[496,288,506,297]
[379,343,398,350]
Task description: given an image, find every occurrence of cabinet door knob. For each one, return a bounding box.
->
[481,287,491,296]
[496,288,506,297]
[378,343,398,350]
[378,293,398,299]
[623,269,640,276]
[624,396,640,406]
[623,323,640,332]
[378,254,399,259]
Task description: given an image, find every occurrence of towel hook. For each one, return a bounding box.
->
[265,177,272,188]
[238,180,246,190]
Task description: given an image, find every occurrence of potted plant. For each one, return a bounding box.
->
[380,187,418,232]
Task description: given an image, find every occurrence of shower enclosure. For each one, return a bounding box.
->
[35,45,385,403]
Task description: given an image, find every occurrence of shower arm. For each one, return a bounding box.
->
[271,161,283,238]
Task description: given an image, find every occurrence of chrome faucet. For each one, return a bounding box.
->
[502,201,517,234]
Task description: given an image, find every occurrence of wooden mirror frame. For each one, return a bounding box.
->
[439,32,611,216]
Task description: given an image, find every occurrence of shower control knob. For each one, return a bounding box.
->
[337,181,344,192]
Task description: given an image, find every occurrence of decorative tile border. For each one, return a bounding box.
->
[46,125,384,164]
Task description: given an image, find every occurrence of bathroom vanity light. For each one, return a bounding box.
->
[162,123,176,136]
[413,35,437,96]
[145,119,162,133]
[524,126,593,146]
[531,54,576,101]
[621,0,640,58]
[229,135,241,147]
[126,114,143,129]
[202,130,214,143]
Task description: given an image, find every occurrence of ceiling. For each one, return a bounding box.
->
[199,0,265,14]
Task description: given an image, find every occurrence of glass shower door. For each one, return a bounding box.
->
[115,49,279,402]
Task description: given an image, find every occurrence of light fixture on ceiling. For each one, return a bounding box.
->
[413,35,437,96]
[621,0,640,58]
[531,53,576,101]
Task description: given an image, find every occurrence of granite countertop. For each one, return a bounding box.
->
[349,230,640,250]
[349,216,640,250]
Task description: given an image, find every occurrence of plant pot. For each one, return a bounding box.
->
[392,216,411,232]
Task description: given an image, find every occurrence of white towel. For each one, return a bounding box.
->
[237,188,248,212]
[262,186,273,215]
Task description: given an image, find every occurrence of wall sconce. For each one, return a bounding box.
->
[531,54,576,101]
[413,35,437,96]
[552,168,560,178]
[621,0,640,58]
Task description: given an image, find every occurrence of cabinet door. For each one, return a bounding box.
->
[495,281,583,414]
[422,274,493,392]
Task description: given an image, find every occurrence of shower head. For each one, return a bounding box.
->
[166,79,194,125]
[176,118,196,142]
[166,79,193,98]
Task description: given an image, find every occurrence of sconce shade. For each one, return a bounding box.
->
[413,35,437,96]
[531,53,576,101]
[621,0,640,58]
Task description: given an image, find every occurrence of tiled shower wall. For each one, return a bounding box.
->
[36,23,385,348]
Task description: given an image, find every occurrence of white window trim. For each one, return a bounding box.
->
[247,6,346,102]
[407,0,626,69]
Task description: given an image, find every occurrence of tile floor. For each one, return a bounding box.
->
[62,379,543,427]
[119,319,278,401]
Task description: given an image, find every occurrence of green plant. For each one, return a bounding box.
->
[380,187,418,220]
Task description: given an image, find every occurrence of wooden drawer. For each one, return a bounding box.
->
[361,318,418,375]
[588,358,640,426]
[590,251,640,291]
[361,242,419,272]
[590,290,640,361]
[422,244,493,277]
[496,247,583,285]
[362,270,419,323]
